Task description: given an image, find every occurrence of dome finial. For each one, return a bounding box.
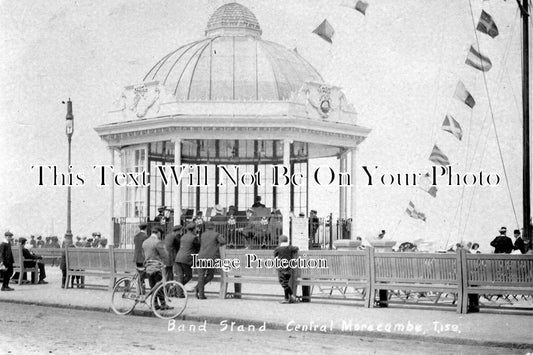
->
[205,3,262,38]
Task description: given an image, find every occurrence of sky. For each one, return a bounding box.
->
[0,0,528,252]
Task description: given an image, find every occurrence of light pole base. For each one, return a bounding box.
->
[64,232,73,247]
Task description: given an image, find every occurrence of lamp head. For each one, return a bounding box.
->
[65,99,74,137]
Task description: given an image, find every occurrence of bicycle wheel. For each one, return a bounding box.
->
[111,277,139,315]
[151,281,188,320]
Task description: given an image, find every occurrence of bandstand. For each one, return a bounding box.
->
[94,3,371,247]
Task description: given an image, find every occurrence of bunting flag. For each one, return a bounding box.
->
[355,1,369,15]
[441,114,463,141]
[477,10,499,38]
[429,145,450,166]
[418,173,438,198]
[453,81,475,108]
[405,201,427,222]
[465,45,492,72]
[313,19,335,44]
[340,0,368,15]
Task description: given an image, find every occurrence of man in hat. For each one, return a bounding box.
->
[91,233,101,248]
[13,237,47,284]
[210,204,227,223]
[154,206,167,225]
[133,223,149,267]
[75,236,83,247]
[195,221,226,299]
[513,229,527,254]
[142,226,170,309]
[36,236,44,248]
[175,222,200,296]
[29,235,37,249]
[0,232,15,291]
[490,227,513,254]
[164,225,182,281]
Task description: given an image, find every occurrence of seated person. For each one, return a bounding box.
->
[13,237,47,284]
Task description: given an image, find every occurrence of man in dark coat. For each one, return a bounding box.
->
[195,221,226,299]
[513,229,527,254]
[490,227,514,254]
[12,238,47,284]
[133,223,149,267]
[252,196,265,208]
[142,227,169,309]
[175,223,200,296]
[164,225,182,281]
[0,231,15,291]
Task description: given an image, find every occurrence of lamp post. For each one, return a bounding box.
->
[65,99,74,245]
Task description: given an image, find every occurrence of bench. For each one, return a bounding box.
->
[220,249,371,304]
[65,247,113,290]
[296,249,371,305]
[111,247,136,282]
[220,249,286,299]
[12,245,39,284]
[460,252,533,313]
[33,248,63,266]
[369,249,463,312]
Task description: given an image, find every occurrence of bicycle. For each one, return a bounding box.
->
[111,260,188,320]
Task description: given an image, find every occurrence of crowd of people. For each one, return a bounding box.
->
[133,221,226,301]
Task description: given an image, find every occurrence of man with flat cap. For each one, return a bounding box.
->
[490,227,513,254]
[175,222,200,297]
[0,232,15,291]
[195,221,226,299]
[164,225,182,281]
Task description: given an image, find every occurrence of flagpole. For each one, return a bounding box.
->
[520,0,531,249]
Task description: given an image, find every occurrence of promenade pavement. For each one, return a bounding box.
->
[0,267,532,350]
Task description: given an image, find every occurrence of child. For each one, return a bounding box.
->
[274,235,299,304]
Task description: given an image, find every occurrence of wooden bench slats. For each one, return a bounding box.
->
[59,246,531,314]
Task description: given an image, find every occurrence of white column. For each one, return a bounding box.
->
[109,147,115,246]
[173,138,182,225]
[350,147,358,239]
[283,139,291,236]
[339,153,346,219]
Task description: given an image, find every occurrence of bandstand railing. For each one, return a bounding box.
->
[113,215,351,249]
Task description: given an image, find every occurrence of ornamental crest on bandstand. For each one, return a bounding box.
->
[114,81,165,118]
[292,81,356,121]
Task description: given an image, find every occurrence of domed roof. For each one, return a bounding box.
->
[143,3,323,101]
[205,3,262,38]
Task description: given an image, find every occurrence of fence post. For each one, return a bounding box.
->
[459,248,470,313]
[365,247,374,308]
[219,246,228,299]
[108,245,116,291]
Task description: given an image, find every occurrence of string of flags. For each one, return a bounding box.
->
[307,4,498,224]
[404,9,499,223]
[312,1,368,44]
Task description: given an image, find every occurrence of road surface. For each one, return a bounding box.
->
[0,303,525,354]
